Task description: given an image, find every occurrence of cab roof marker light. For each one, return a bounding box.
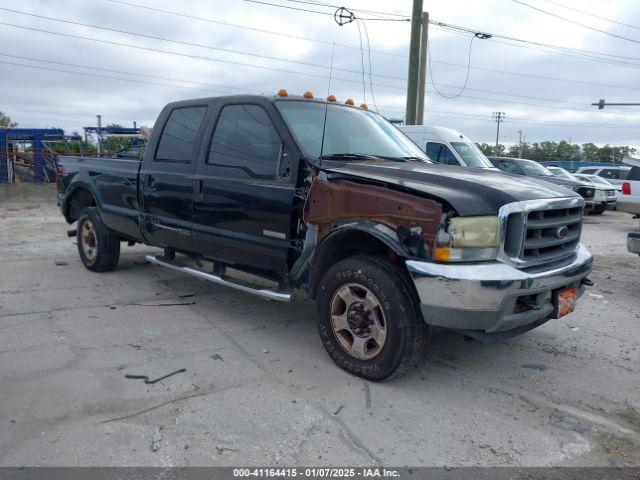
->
[327,94,337,102]
[303,91,314,99]
[345,98,355,105]
[277,89,288,97]
[360,103,368,109]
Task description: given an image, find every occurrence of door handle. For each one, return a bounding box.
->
[145,173,155,189]
[195,179,203,194]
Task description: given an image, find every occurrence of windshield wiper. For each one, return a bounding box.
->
[320,153,380,160]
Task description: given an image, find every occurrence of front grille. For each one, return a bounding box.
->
[521,207,582,264]
[577,186,595,199]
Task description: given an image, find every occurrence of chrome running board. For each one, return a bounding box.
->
[145,254,293,302]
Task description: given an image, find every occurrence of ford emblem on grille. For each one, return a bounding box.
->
[555,226,569,239]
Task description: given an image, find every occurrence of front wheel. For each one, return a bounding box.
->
[316,255,427,381]
[77,207,121,272]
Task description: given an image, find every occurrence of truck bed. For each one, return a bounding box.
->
[57,155,143,241]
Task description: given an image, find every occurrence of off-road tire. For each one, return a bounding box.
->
[77,207,120,272]
[317,255,428,381]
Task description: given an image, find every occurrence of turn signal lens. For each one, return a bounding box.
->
[277,89,288,97]
[303,91,314,99]
[345,98,355,105]
[434,247,451,261]
[327,94,337,102]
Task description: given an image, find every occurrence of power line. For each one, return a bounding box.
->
[4,57,638,130]
[277,0,410,19]
[431,19,640,63]
[430,57,640,92]
[0,7,408,82]
[429,35,474,99]
[239,0,409,21]
[512,0,640,46]
[537,0,640,32]
[0,22,408,90]
[107,0,406,57]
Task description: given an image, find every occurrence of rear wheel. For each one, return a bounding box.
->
[77,207,120,272]
[316,255,427,381]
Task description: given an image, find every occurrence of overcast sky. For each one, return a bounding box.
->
[1,0,639,149]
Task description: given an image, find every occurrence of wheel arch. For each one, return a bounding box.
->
[308,223,412,300]
[63,183,98,223]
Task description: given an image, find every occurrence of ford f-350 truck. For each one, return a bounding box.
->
[57,92,593,380]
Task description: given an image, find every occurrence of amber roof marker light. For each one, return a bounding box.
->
[277,89,288,97]
[303,91,314,99]
[327,94,337,102]
[360,103,368,109]
[345,98,355,105]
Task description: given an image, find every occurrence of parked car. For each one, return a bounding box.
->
[617,166,640,216]
[575,165,631,187]
[489,157,597,211]
[399,125,497,169]
[56,93,593,380]
[549,168,616,214]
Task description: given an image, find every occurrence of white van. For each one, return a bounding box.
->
[399,125,496,169]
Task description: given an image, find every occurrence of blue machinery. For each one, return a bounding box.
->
[0,128,64,183]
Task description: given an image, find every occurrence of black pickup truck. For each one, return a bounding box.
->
[57,92,593,380]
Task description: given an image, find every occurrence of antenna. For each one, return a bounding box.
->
[327,42,336,96]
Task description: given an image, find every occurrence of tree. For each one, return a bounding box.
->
[0,111,17,127]
[476,143,506,156]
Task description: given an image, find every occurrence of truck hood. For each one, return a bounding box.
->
[323,161,579,216]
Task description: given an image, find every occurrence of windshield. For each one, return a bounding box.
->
[519,161,554,177]
[549,167,579,181]
[275,100,429,161]
[585,175,614,186]
[450,141,493,168]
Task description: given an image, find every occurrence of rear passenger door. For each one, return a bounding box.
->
[192,101,297,274]
[140,104,208,251]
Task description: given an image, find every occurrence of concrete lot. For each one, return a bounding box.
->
[0,185,639,467]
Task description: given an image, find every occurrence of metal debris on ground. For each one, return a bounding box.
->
[54,261,68,266]
[132,301,196,307]
[125,368,186,384]
[151,426,163,452]
[521,363,547,371]
[334,405,344,415]
[549,409,589,433]
[210,354,224,361]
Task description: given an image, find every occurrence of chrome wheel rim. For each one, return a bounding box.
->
[330,283,387,360]
[81,220,97,261]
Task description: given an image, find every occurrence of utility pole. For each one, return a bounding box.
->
[96,114,102,156]
[405,0,423,125]
[416,12,429,125]
[492,112,505,151]
[517,130,523,158]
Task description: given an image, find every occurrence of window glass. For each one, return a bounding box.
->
[155,106,207,162]
[425,142,441,162]
[208,105,282,178]
[275,101,429,161]
[580,168,597,174]
[628,166,640,181]
[519,161,554,177]
[426,142,458,165]
[450,142,493,168]
[600,168,616,179]
[499,161,523,175]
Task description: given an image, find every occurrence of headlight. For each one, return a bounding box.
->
[434,216,501,262]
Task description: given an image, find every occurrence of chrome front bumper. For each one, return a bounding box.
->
[406,244,593,336]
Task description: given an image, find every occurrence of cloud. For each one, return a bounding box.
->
[0,0,639,149]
